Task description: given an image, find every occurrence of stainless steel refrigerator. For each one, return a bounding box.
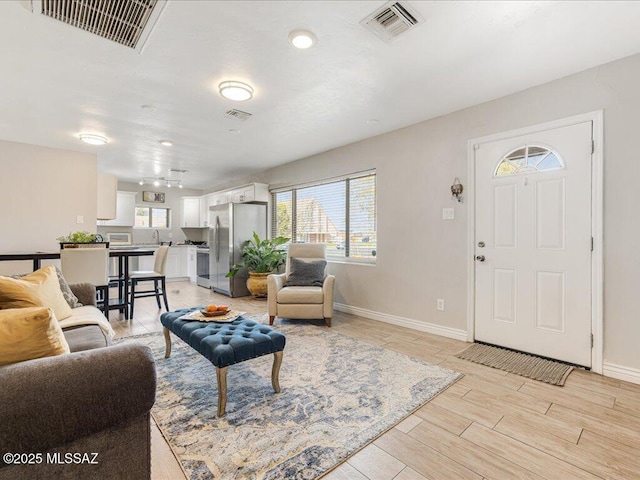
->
[208,202,267,297]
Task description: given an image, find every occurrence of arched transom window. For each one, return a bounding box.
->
[494,145,564,177]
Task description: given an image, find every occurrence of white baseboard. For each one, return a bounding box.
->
[602,362,640,385]
[334,303,468,342]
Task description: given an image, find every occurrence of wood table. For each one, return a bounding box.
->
[0,249,155,319]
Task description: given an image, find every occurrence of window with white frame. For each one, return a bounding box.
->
[134,207,171,228]
[272,171,376,261]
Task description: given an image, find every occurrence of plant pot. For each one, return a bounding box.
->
[246,272,270,298]
[60,242,110,249]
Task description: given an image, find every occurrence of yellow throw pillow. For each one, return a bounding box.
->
[0,307,70,366]
[0,265,73,320]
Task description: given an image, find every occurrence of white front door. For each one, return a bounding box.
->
[474,121,593,366]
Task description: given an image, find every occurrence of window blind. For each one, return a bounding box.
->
[271,171,376,262]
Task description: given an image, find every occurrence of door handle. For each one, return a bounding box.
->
[215,216,221,262]
[475,255,485,262]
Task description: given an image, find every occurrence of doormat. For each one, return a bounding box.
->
[456,343,574,386]
[119,321,462,479]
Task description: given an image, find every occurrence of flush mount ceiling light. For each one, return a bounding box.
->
[159,140,173,147]
[219,81,254,101]
[288,30,317,49]
[79,133,108,145]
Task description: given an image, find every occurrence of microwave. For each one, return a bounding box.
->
[106,232,132,245]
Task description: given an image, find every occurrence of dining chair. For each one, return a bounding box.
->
[60,247,110,316]
[129,245,170,318]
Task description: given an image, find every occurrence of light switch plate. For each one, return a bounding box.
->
[442,208,454,220]
[76,215,84,224]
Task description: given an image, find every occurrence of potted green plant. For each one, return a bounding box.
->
[226,232,289,297]
[57,231,108,249]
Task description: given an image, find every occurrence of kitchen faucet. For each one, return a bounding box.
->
[152,229,160,245]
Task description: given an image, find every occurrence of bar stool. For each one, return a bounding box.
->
[129,246,170,319]
[60,247,110,316]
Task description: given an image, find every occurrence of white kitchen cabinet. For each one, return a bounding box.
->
[187,246,197,282]
[96,173,117,220]
[97,191,137,226]
[216,191,230,205]
[230,183,269,203]
[179,182,270,229]
[181,197,201,228]
[165,246,188,279]
[201,194,218,227]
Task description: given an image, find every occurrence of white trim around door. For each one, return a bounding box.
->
[466,111,604,374]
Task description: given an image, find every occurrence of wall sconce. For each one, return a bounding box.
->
[451,177,463,203]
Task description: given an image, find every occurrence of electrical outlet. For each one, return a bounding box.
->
[442,208,454,220]
[437,299,445,311]
[76,215,84,224]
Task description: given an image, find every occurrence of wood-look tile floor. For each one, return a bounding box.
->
[113,281,640,480]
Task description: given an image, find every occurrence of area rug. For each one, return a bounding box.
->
[119,319,462,479]
[456,342,573,386]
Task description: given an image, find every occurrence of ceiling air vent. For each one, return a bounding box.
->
[361,1,424,43]
[31,0,166,52]
[224,109,253,121]
[169,168,187,174]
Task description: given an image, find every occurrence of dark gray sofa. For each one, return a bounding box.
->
[0,284,157,480]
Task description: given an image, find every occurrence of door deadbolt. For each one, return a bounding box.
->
[477,241,485,248]
[475,255,486,262]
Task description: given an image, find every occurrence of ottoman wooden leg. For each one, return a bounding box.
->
[269,315,275,325]
[271,351,283,393]
[163,327,172,359]
[216,366,228,417]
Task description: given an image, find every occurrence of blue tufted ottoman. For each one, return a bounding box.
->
[160,307,286,417]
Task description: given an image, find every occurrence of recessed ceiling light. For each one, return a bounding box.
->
[139,180,145,186]
[153,180,160,187]
[159,140,173,147]
[228,129,240,134]
[141,105,157,111]
[219,81,254,101]
[366,119,379,125]
[79,133,108,145]
[288,30,317,49]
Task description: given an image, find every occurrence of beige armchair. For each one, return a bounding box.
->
[267,244,335,327]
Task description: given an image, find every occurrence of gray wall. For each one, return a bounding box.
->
[0,140,97,253]
[225,52,640,371]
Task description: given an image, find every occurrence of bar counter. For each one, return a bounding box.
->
[0,249,155,319]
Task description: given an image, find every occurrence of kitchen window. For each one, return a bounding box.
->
[271,171,376,262]
[134,207,171,228]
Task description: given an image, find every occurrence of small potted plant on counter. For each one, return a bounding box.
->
[57,231,109,249]
[226,232,289,297]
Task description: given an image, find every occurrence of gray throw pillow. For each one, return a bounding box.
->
[285,257,327,287]
[10,267,82,308]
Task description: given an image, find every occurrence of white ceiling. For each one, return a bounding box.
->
[2,1,640,189]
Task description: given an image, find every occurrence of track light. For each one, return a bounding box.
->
[139,177,184,189]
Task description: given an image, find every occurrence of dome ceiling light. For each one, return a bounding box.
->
[288,30,317,49]
[79,133,108,145]
[218,81,254,101]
